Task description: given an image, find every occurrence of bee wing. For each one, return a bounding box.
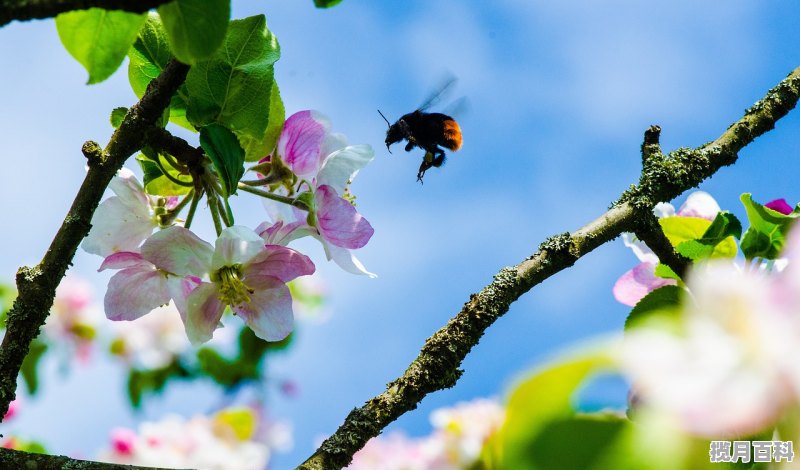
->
[417,74,458,112]
[442,96,470,120]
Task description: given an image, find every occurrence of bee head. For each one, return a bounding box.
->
[378,109,404,153]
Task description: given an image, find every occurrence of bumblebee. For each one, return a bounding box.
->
[379,78,463,183]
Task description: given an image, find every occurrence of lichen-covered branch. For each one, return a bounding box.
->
[297,67,800,469]
[0,0,172,27]
[0,447,188,470]
[0,59,190,422]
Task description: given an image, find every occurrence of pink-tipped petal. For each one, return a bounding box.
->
[233,276,294,341]
[104,266,172,321]
[765,199,794,215]
[245,245,315,282]
[315,185,374,249]
[141,226,214,277]
[277,110,330,178]
[186,283,226,345]
[99,252,145,271]
[613,261,677,306]
[257,220,315,246]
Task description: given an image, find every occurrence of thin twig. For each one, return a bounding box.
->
[297,67,800,469]
[0,0,172,26]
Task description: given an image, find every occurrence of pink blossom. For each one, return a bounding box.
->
[765,198,794,215]
[100,226,209,325]
[614,191,719,306]
[111,428,137,456]
[83,168,171,257]
[3,399,19,421]
[261,111,376,277]
[185,226,314,344]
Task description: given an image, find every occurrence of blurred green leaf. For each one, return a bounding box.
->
[20,339,47,395]
[127,360,191,408]
[653,263,681,282]
[314,0,344,7]
[56,8,146,84]
[185,15,281,161]
[740,193,799,260]
[238,79,285,161]
[158,0,230,64]
[624,285,682,332]
[497,343,617,468]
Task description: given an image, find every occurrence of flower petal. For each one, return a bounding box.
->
[277,110,330,178]
[141,226,214,277]
[82,196,154,256]
[256,220,315,246]
[211,226,266,270]
[104,265,172,321]
[185,282,226,345]
[613,261,676,306]
[765,198,794,215]
[317,144,375,194]
[676,191,720,220]
[315,185,374,249]
[232,276,294,341]
[99,251,145,271]
[321,237,377,278]
[109,168,149,210]
[245,244,315,283]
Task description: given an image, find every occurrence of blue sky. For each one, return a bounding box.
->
[2,1,800,468]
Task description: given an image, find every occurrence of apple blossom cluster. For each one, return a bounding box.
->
[98,407,287,469]
[82,111,375,344]
[348,398,504,470]
[617,192,800,438]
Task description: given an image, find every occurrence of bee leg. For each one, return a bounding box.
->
[431,151,446,168]
[405,141,416,152]
[417,157,433,183]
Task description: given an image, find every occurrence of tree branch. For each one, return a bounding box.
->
[297,67,800,469]
[0,59,190,421]
[0,447,189,470]
[0,0,173,27]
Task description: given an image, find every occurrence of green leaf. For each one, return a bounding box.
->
[136,153,192,196]
[196,348,242,387]
[624,285,682,332]
[56,8,146,84]
[653,263,681,282]
[126,360,190,408]
[128,13,195,131]
[238,79,285,162]
[499,344,618,468]
[110,107,128,128]
[185,15,281,161]
[314,0,344,7]
[157,0,230,64]
[200,124,246,197]
[660,216,737,260]
[673,212,741,260]
[740,193,799,260]
[516,413,629,470]
[20,339,48,395]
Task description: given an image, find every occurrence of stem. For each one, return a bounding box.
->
[153,155,193,187]
[297,66,800,469]
[207,190,224,236]
[160,189,194,226]
[237,183,309,211]
[184,188,202,230]
[0,59,190,420]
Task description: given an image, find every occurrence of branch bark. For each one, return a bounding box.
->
[0,447,189,470]
[0,0,173,26]
[0,59,189,421]
[297,67,800,469]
